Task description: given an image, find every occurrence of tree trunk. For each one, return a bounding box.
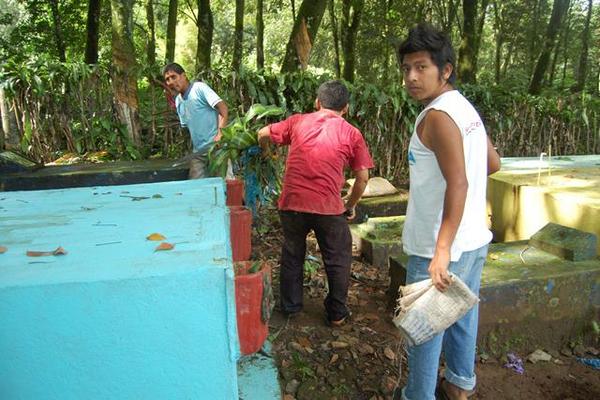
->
[196,0,213,73]
[341,0,364,83]
[492,1,503,84]
[329,0,341,78]
[281,0,328,72]
[444,0,460,35]
[458,0,478,83]
[256,0,264,69]
[48,0,66,62]
[166,0,178,62]
[85,0,102,64]
[529,0,570,95]
[574,0,592,92]
[110,0,141,146]
[232,0,245,72]
[0,87,6,150]
[146,0,156,66]
[291,0,296,20]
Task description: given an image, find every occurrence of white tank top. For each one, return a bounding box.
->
[402,90,492,261]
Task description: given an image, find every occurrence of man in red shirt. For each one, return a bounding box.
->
[258,80,374,325]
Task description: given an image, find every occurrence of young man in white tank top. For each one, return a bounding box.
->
[394,24,501,400]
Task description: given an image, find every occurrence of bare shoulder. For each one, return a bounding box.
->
[420,109,461,150]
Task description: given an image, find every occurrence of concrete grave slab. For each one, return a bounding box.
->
[388,240,600,355]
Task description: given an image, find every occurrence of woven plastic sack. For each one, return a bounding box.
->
[392,274,479,346]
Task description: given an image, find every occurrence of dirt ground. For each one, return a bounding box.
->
[252,208,600,400]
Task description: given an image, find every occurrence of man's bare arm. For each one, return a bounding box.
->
[487,136,501,175]
[424,110,468,292]
[344,169,369,220]
[214,101,229,141]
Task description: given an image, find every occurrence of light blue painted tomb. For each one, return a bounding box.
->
[0,179,244,399]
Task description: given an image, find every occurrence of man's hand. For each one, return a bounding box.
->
[214,130,223,142]
[343,205,356,221]
[428,249,452,292]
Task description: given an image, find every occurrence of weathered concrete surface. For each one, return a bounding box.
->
[479,240,600,355]
[529,222,597,261]
[350,216,405,268]
[353,190,409,224]
[388,241,600,355]
[0,151,37,174]
[488,155,600,254]
[237,343,280,400]
[0,159,188,191]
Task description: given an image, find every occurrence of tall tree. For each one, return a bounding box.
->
[281,0,328,72]
[256,0,264,69]
[458,0,478,83]
[329,0,341,78]
[195,0,213,72]
[110,0,141,146]
[84,0,102,64]
[232,0,244,72]
[529,0,570,95]
[574,0,593,92]
[48,0,66,62]
[166,0,178,62]
[146,0,156,66]
[341,0,364,83]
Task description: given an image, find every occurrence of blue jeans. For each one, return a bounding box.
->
[401,244,488,400]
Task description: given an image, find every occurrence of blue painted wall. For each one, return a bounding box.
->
[0,178,240,399]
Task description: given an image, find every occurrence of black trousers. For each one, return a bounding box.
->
[279,210,352,321]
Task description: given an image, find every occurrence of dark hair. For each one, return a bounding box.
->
[317,80,349,111]
[162,62,185,76]
[398,23,456,84]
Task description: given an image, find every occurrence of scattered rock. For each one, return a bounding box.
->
[527,349,552,363]
[585,347,599,356]
[358,343,375,355]
[285,379,300,394]
[553,359,565,365]
[384,347,396,360]
[572,344,586,357]
[316,365,326,377]
[560,347,573,357]
[380,376,397,395]
[289,342,305,353]
[331,341,350,349]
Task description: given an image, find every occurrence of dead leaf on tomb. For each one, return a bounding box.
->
[26,246,68,257]
[155,242,174,251]
[147,233,166,241]
[0,246,7,254]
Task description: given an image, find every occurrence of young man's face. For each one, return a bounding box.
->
[164,70,189,94]
[401,51,451,105]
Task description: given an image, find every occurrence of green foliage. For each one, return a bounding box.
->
[291,352,315,380]
[208,103,285,177]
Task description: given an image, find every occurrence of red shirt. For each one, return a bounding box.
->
[269,110,374,215]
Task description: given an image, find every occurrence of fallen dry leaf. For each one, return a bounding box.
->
[147,233,166,241]
[329,354,339,364]
[53,247,67,255]
[26,247,68,257]
[155,242,174,251]
[384,347,396,360]
[0,246,6,254]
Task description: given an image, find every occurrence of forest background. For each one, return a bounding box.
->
[0,0,598,183]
